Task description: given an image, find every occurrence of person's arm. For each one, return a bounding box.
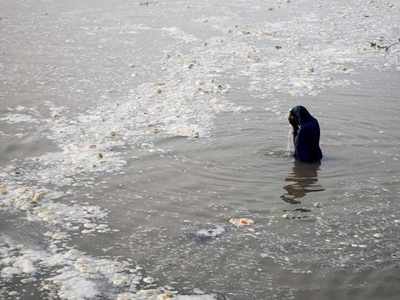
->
[288,113,299,141]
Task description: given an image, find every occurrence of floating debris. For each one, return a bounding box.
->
[44,231,68,241]
[142,276,155,284]
[31,191,46,205]
[139,1,157,6]
[282,213,316,221]
[193,225,225,241]
[369,38,400,52]
[283,208,311,213]
[170,126,200,138]
[229,218,254,226]
[0,184,8,195]
[116,289,217,300]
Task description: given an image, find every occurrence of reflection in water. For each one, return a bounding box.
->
[281,161,324,204]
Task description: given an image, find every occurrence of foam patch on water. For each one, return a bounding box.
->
[192,0,400,115]
[0,182,110,235]
[0,113,40,124]
[33,144,127,186]
[194,225,226,241]
[117,290,218,300]
[0,235,219,300]
[175,295,217,300]
[0,244,42,279]
[162,27,199,43]
[0,235,143,300]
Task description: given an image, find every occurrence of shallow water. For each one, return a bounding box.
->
[1,0,400,299]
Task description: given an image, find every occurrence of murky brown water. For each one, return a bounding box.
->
[98,71,400,300]
[1,0,400,299]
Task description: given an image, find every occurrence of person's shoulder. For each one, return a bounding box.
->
[305,117,319,127]
[300,119,319,133]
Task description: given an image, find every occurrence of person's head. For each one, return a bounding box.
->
[288,111,298,128]
[289,105,313,126]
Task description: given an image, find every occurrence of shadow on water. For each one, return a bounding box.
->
[280,161,325,204]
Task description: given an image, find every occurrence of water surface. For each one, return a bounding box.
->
[1,0,400,299]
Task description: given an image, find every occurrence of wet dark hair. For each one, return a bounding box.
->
[290,105,314,125]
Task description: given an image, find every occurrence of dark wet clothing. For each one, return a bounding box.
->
[290,106,323,163]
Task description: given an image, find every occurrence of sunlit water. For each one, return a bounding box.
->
[1,0,400,299]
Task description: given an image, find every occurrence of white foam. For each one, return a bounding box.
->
[0,183,109,234]
[196,225,225,239]
[197,3,400,100]
[0,237,45,279]
[0,235,142,300]
[0,113,40,124]
[0,235,220,299]
[176,296,217,300]
[116,290,217,300]
[52,271,99,300]
[162,27,199,43]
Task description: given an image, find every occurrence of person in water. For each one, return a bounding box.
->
[288,105,322,163]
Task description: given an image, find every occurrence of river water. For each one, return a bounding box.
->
[1,0,400,299]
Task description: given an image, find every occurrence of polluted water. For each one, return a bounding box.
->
[1,0,400,299]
